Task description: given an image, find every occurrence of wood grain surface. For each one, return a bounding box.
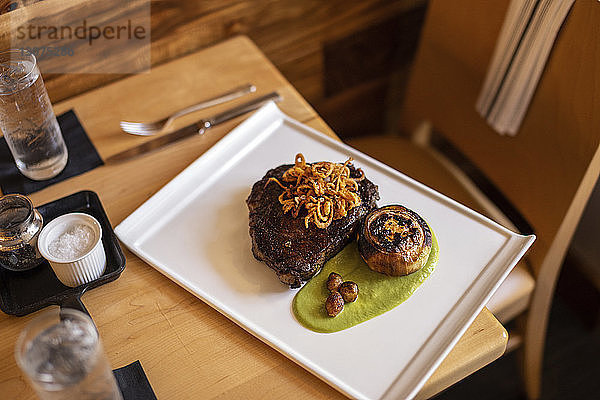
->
[0,0,417,103]
[0,0,428,140]
[0,36,507,399]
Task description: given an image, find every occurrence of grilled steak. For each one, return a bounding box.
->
[246,163,379,288]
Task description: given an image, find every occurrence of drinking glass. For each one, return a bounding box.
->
[15,308,123,400]
[0,49,67,180]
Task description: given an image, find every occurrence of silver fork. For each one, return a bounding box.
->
[120,83,256,136]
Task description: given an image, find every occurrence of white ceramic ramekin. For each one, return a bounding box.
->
[37,213,106,287]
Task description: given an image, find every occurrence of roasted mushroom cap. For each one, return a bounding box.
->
[358,205,432,276]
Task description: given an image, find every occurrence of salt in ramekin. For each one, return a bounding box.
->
[37,213,106,287]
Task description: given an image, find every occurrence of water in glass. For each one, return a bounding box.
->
[16,308,123,400]
[0,50,67,180]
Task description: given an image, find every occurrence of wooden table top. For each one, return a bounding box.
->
[0,36,507,399]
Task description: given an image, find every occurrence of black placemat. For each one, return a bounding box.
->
[113,361,158,400]
[0,110,103,195]
[0,191,125,316]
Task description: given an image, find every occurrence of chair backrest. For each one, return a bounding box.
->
[400,0,600,279]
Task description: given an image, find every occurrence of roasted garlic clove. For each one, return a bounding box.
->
[325,291,344,317]
[326,272,344,292]
[339,281,359,303]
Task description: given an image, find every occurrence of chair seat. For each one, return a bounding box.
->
[347,135,534,324]
[486,264,535,323]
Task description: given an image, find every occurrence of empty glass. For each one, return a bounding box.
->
[0,49,67,180]
[15,308,123,400]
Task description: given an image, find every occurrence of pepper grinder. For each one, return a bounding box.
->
[0,193,44,271]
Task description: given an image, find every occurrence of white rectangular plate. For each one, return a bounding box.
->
[115,102,534,400]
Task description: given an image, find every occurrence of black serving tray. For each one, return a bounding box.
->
[0,190,126,316]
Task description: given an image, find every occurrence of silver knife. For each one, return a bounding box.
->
[105,92,282,164]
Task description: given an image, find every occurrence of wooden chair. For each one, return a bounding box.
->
[347,0,600,398]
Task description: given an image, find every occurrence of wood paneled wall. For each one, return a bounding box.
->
[0,0,427,138]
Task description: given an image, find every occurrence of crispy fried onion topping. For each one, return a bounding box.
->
[267,153,365,229]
